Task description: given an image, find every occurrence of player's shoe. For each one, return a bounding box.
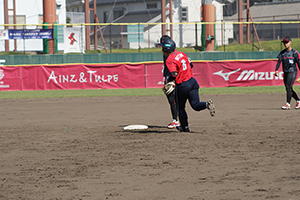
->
[207,99,215,116]
[166,120,180,129]
[295,101,300,109]
[176,125,190,132]
[281,103,291,110]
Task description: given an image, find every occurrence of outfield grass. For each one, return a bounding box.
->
[0,85,294,99]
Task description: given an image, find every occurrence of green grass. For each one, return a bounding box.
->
[217,38,300,52]
[0,85,293,99]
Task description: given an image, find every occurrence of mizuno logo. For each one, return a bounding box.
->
[213,68,240,81]
[237,70,283,81]
[213,69,283,81]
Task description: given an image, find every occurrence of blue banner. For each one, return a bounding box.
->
[8,29,53,39]
[9,30,23,39]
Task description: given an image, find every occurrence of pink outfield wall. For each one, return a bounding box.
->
[0,60,285,91]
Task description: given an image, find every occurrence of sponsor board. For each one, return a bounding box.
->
[0,60,285,91]
[213,68,283,82]
[0,69,10,89]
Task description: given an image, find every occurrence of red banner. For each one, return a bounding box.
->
[145,62,165,88]
[193,60,284,87]
[0,66,21,90]
[0,60,286,91]
[20,63,145,90]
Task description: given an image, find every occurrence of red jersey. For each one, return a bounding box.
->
[166,50,193,84]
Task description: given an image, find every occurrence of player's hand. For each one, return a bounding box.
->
[296,77,300,84]
[275,70,279,77]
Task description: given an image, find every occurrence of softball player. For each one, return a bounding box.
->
[275,36,300,110]
[158,38,215,132]
[160,35,195,128]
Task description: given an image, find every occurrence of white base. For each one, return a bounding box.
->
[124,125,148,130]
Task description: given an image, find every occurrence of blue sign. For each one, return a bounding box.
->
[9,30,23,39]
[8,29,53,39]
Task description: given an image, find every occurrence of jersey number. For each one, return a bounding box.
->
[181,59,187,71]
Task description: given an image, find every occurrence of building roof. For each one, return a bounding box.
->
[113,10,161,23]
[99,10,161,36]
[224,1,300,22]
[95,0,159,5]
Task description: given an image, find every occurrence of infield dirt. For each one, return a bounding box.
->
[1,93,300,200]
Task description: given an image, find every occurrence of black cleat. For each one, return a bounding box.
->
[207,99,215,117]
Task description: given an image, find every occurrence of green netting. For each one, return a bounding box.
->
[0,51,281,66]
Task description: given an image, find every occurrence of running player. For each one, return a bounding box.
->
[159,35,195,129]
[275,36,300,110]
[158,38,215,132]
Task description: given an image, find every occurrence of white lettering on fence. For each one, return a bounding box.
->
[47,71,118,84]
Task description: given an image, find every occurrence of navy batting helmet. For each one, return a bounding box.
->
[158,38,176,53]
[160,35,171,43]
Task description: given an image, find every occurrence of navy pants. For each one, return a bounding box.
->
[175,77,207,128]
[166,89,177,120]
[283,71,300,103]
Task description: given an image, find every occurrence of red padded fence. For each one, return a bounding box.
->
[0,60,284,91]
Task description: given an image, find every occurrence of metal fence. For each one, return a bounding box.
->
[0,20,300,52]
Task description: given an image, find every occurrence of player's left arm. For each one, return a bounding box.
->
[295,50,300,83]
[188,57,194,69]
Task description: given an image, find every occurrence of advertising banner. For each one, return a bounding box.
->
[7,29,53,40]
[64,27,84,54]
[24,29,53,39]
[21,63,145,90]
[0,30,9,40]
[0,67,21,91]
[192,60,283,87]
[0,60,285,91]
[8,30,23,39]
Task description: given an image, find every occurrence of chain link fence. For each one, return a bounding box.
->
[0,20,300,52]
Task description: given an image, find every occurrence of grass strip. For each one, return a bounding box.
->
[0,85,294,99]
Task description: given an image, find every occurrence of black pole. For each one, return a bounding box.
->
[252,22,254,51]
[110,24,112,53]
[280,23,282,50]
[195,23,197,52]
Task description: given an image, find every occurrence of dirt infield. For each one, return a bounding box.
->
[1,93,300,200]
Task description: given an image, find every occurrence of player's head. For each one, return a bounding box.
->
[282,36,292,50]
[158,38,176,53]
[282,36,291,44]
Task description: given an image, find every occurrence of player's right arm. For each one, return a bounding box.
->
[294,49,300,70]
[165,55,178,81]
